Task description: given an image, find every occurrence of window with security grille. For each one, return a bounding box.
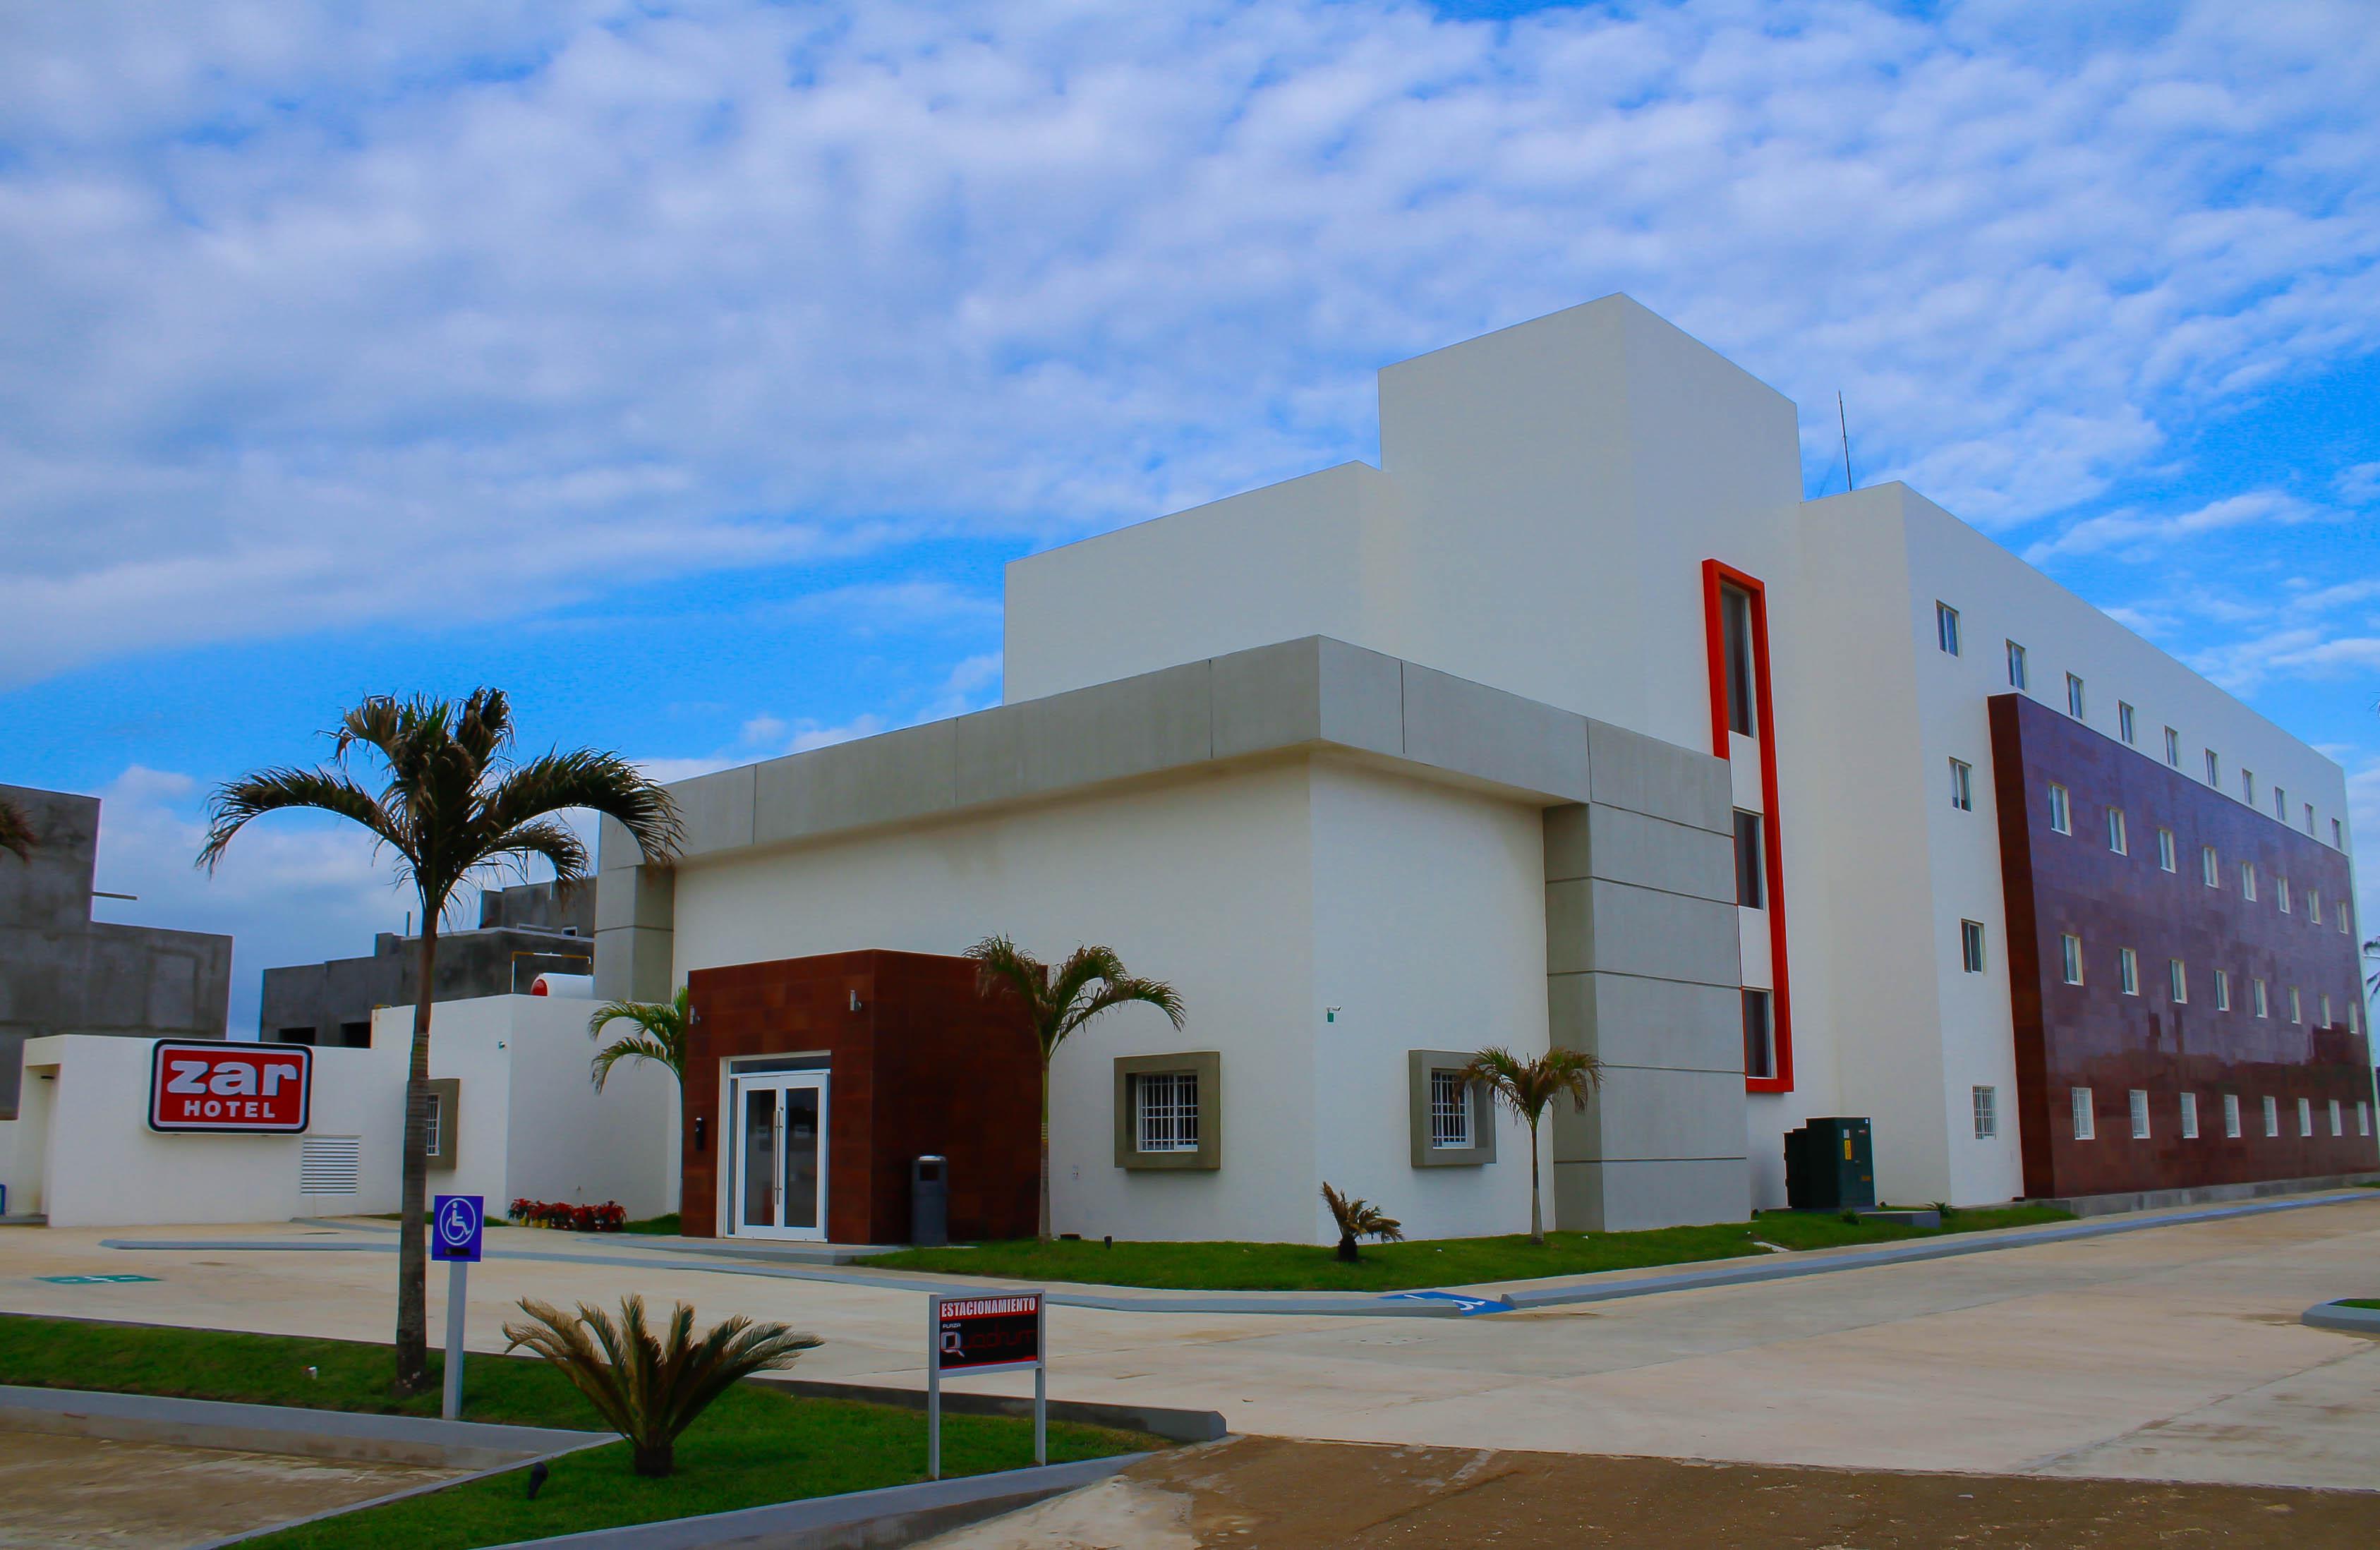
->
[1135,1072,1200,1153]
[1428,1069,1473,1150]
[1971,1086,1997,1140]
[423,1093,444,1159]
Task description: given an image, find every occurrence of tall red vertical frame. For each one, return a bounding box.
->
[1702,559,1795,1094]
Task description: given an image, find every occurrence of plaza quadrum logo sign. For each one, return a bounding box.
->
[147,1041,313,1134]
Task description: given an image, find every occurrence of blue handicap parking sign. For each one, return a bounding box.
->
[432,1194,484,1263]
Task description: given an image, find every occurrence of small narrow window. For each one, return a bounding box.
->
[2240,861,2256,901]
[1734,810,1766,908]
[1721,584,1757,737]
[2168,959,2187,1003]
[2354,1004,2364,1036]
[2066,673,2086,719]
[1935,601,1961,655]
[2341,902,2353,936]
[1973,1085,1998,1140]
[2156,828,2175,871]
[2048,784,2072,834]
[2332,817,2343,847]
[2007,641,2029,690]
[2252,978,2269,1017]
[2273,785,2285,821]
[2213,969,2230,1011]
[2164,727,2180,766]
[2262,1095,2279,1137]
[2129,1089,2151,1139]
[2297,1096,2313,1137]
[2118,947,2139,995]
[1960,919,1986,974]
[2222,1093,2241,1139]
[1949,758,1974,812]
[2242,768,2256,806]
[2288,986,2302,1024]
[2201,846,2219,887]
[2106,807,2127,855]
[2061,934,2084,985]
[2118,702,2136,744]
[2360,1101,2372,1138]
[2309,890,2321,926]
[2180,1091,2199,1139]
[1742,988,1775,1080]
[2320,993,2332,1026]
[2278,876,2290,914]
[2328,1098,2343,1137]
[423,1092,444,1160]
[2305,801,2315,835]
[2072,1086,2096,1141]
[1428,1069,1473,1150]
[2205,749,2220,786]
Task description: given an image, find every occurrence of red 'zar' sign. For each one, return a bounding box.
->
[148,1041,313,1134]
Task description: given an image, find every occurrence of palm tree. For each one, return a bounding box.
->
[1320,1182,1403,1264]
[504,1295,819,1476]
[966,936,1185,1242]
[1463,1045,1605,1245]
[200,689,682,1394]
[587,985,691,1091]
[0,794,34,862]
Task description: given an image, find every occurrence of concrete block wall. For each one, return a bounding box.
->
[1543,722,1750,1230]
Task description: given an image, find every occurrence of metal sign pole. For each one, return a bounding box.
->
[926,1293,942,1481]
[1033,1295,1047,1466]
[442,1258,468,1420]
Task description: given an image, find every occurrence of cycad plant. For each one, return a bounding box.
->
[200,689,682,1393]
[967,936,1185,1242]
[588,985,692,1091]
[0,794,33,862]
[1320,1182,1404,1264]
[1463,1045,1605,1245]
[503,1296,821,1476]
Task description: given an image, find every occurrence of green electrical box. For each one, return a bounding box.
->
[1784,1117,1875,1211]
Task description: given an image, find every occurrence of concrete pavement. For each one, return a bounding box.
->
[3,1193,2378,1491]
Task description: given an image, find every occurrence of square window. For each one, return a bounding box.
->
[1742,988,1775,1080]
[2180,1091,2199,1139]
[2118,702,2136,744]
[2061,934,2084,986]
[2253,978,2269,1017]
[2168,959,2187,1003]
[2164,727,2180,767]
[2223,1093,2242,1139]
[2072,1086,2096,1141]
[2106,807,2127,854]
[1973,1085,1998,1140]
[2241,862,2256,901]
[2205,749,2220,786]
[2048,784,2072,834]
[2202,846,2219,887]
[1960,919,1986,974]
[2297,1096,2313,1137]
[1135,1071,1201,1153]
[1734,810,1766,908]
[2263,1095,2279,1137]
[1427,1068,1473,1150]
[2328,1098,2343,1137]
[1950,758,1974,812]
[1936,601,1961,655]
[2007,641,2029,690]
[2066,673,2086,719]
[2214,969,2230,1010]
[2119,947,2139,995]
[2157,828,2176,871]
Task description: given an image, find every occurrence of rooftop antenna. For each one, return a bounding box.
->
[1837,392,1854,494]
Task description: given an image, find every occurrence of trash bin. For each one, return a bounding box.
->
[910,1155,948,1247]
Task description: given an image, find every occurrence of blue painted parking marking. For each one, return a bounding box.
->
[37,1273,159,1285]
[1379,1290,1507,1315]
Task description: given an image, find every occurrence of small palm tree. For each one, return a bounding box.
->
[200,689,682,1394]
[504,1295,820,1477]
[967,936,1185,1242]
[1320,1182,1403,1264]
[0,794,34,862]
[1463,1045,1605,1245]
[588,985,691,1091]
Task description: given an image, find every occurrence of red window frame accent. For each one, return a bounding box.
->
[1703,559,1794,1094]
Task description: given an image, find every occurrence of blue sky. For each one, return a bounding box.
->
[3,0,2376,1036]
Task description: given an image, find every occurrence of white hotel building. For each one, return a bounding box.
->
[597,296,2374,1247]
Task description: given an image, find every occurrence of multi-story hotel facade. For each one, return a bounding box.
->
[596,296,2375,1247]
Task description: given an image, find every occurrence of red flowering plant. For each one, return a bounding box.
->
[507,1198,627,1231]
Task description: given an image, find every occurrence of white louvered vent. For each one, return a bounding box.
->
[299,1136,362,1195]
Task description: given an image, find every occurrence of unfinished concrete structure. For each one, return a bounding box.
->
[0,783,233,1117]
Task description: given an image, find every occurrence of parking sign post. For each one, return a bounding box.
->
[431,1195,484,1421]
[924,1290,1045,1480]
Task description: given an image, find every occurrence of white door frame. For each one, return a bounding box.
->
[725,1070,830,1242]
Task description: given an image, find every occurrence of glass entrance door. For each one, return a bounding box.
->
[727,1072,829,1241]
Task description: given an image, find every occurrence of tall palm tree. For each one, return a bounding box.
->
[967,936,1184,1242]
[0,794,33,862]
[1463,1044,1605,1245]
[587,986,691,1091]
[200,689,682,1394]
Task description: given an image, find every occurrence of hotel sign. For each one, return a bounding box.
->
[147,1041,313,1134]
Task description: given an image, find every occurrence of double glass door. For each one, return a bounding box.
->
[730,1072,828,1240]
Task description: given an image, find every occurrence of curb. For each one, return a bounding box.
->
[751,1375,1224,1443]
[2300,1300,2380,1336]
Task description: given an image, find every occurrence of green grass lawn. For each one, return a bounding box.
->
[869,1205,2076,1292]
[0,1314,1153,1549]
[2342,1298,2380,1309]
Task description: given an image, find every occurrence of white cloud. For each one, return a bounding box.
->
[2337,462,2380,505]
[2024,489,2328,563]
[1,1,2378,684]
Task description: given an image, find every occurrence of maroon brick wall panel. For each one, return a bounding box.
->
[1990,693,2376,1197]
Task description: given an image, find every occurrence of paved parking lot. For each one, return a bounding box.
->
[2,1192,2376,1493]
